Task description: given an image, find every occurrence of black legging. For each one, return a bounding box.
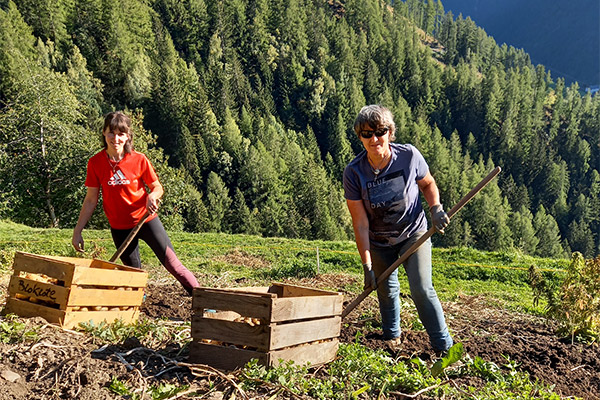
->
[110,217,198,294]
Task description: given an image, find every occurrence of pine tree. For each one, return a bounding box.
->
[224,187,258,235]
[205,171,232,232]
[328,110,354,178]
[509,205,538,254]
[65,46,104,125]
[465,160,513,251]
[567,219,595,258]
[533,205,565,258]
[14,0,73,53]
[154,0,209,62]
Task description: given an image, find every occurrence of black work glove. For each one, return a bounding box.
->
[363,262,377,290]
[430,204,450,233]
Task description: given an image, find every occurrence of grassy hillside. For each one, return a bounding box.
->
[0,219,567,313]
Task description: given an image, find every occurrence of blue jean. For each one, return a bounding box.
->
[370,233,453,352]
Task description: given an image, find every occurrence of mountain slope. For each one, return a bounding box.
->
[441,0,600,88]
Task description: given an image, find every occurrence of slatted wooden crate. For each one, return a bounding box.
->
[189,283,343,370]
[2,252,148,329]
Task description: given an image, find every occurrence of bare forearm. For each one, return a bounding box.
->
[74,198,97,233]
[418,172,441,208]
[72,188,99,252]
[347,199,372,264]
[353,224,371,264]
[421,183,440,208]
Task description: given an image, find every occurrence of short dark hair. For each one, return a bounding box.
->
[102,111,133,153]
[353,105,396,141]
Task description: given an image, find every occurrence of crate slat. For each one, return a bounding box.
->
[272,282,341,297]
[267,338,339,366]
[4,298,63,321]
[8,275,69,308]
[271,295,343,322]
[67,287,144,306]
[192,315,269,349]
[192,288,273,319]
[188,341,268,370]
[12,252,75,283]
[72,268,148,287]
[188,338,339,370]
[3,298,140,329]
[270,316,341,349]
[51,256,142,272]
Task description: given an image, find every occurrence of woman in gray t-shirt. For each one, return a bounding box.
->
[343,104,453,353]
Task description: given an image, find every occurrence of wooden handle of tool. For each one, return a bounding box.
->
[341,166,501,319]
[109,211,152,263]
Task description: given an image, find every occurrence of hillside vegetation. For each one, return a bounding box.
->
[3,220,598,399]
[0,0,599,259]
[0,219,567,313]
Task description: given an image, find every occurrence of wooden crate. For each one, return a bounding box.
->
[2,252,148,329]
[189,282,343,370]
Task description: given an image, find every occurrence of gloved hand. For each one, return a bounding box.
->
[363,262,377,290]
[430,204,450,233]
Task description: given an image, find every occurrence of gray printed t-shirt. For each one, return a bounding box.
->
[343,143,429,247]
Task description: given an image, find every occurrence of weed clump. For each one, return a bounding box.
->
[529,252,600,343]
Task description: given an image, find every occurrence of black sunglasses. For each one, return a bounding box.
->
[359,127,389,139]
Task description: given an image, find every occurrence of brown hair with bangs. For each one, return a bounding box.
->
[102,111,133,153]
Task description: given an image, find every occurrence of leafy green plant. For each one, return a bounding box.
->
[148,383,189,400]
[0,314,39,344]
[241,341,566,399]
[529,252,600,343]
[109,377,188,400]
[431,343,464,377]
[108,377,133,398]
[463,355,503,382]
[242,343,438,399]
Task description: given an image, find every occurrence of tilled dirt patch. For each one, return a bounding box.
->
[0,281,598,399]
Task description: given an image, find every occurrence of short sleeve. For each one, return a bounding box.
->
[411,146,429,180]
[84,158,100,188]
[140,154,159,185]
[343,166,362,201]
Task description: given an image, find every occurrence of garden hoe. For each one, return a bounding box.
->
[341,166,502,319]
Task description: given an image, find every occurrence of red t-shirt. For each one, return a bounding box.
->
[85,150,159,229]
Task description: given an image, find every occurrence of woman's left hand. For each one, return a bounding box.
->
[147,194,161,215]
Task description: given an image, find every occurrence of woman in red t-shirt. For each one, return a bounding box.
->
[72,111,199,295]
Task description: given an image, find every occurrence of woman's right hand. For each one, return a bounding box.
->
[72,232,85,253]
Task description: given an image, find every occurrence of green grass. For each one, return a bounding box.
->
[0,219,568,312]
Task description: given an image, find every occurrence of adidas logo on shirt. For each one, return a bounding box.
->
[108,170,131,185]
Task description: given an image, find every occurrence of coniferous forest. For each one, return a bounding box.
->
[0,0,599,258]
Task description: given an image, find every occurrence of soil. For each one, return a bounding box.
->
[1,277,598,399]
